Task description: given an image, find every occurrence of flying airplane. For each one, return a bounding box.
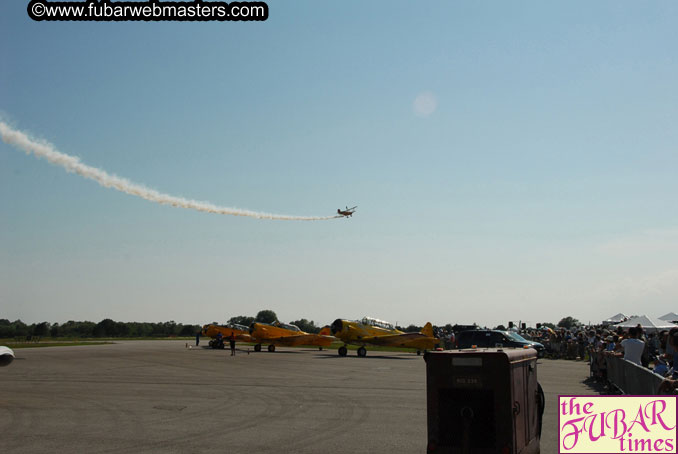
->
[330,316,439,357]
[201,323,252,348]
[249,321,334,352]
[0,346,14,367]
[337,206,357,217]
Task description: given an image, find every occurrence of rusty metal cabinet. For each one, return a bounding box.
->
[424,348,543,453]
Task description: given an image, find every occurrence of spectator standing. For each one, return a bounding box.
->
[605,336,615,352]
[446,331,455,350]
[659,330,669,356]
[576,332,587,360]
[648,333,659,357]
[668,329,678,379]
[229,332,236,356]
[620,327,645,366]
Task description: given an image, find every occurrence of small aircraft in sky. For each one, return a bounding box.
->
[337,206,357,217]
[249,321,335,352]
[0,346,14,367]
[330,316,439,357]
[201,323,252,348]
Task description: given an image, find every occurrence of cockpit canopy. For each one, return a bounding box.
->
[203,323,248,333]
[227,323,248,332]
[361,317,394,330]
[275,322,301,332]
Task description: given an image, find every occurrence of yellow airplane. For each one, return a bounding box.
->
[249,321,334,352]
[330,316,439,357]
[201,323,252,348]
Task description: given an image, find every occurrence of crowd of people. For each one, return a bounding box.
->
[527,324,678,393]
[593,326,676,374]
[520,325,675,367]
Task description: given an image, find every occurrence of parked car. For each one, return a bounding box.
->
[456,329,545,357]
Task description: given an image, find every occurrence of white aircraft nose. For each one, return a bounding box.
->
[0,346,15,367]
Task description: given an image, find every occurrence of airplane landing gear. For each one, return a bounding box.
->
[268,345,276,352]
[254,344,262,352]
[357,346,367,357]
[338,346,348,356]
[209,339,225,349]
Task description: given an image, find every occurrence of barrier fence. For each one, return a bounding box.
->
[590,351,672,395]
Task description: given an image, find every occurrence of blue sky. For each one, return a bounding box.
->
[2,1,678,327]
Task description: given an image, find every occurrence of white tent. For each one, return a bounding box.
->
[658,312,678,322]
[612,315,676,333]
[602,313,628,325]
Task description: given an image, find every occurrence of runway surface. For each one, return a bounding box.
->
[0,341,597,453]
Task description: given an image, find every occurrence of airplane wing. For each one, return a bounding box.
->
[360,332,429,346]
[355,332,439,350]
[271,334,334,347]
[235,333,252,342]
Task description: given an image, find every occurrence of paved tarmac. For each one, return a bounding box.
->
[0,341,597,453]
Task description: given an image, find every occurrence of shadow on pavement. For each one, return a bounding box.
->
[581,376,607,394]
[313,353,421,361]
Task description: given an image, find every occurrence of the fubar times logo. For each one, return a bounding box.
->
[559,395,677,453]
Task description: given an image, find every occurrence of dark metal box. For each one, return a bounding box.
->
[424,347,542,453]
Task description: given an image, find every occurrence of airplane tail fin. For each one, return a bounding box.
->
[318,325,332,336]
[421,322,435,338]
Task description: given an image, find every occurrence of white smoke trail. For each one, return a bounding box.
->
[0,121,341,221]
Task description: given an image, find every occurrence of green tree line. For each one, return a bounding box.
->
[0,319,201,339]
